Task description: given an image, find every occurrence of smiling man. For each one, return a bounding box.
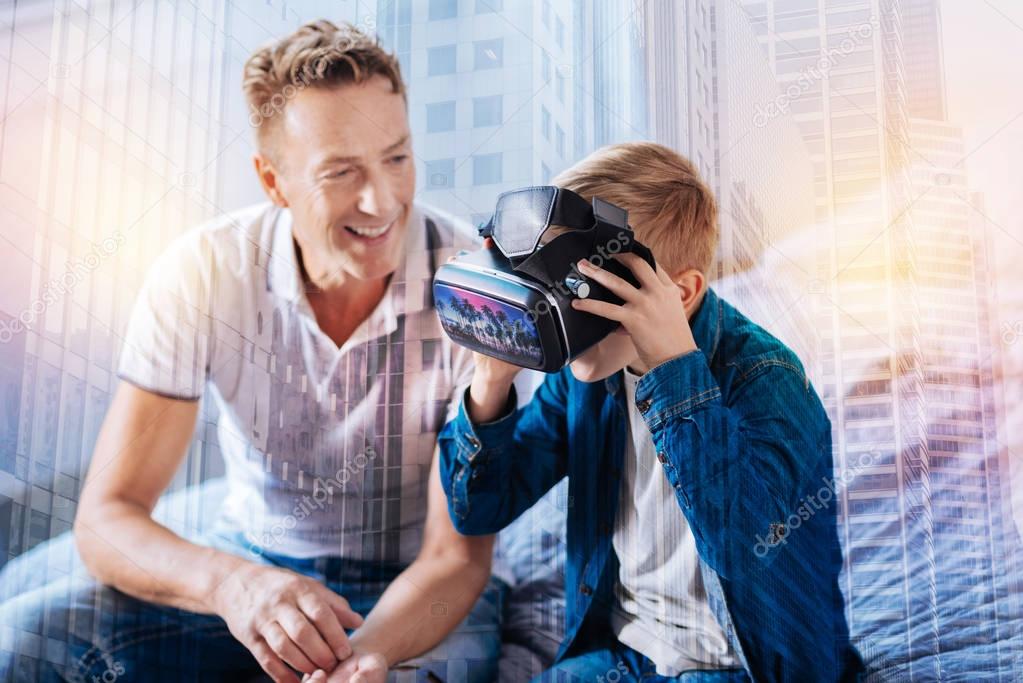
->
[0,20,498,683]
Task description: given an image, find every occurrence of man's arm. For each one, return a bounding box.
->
[75,382,362,683]
[325,450,495,679]
[74,381,231,612]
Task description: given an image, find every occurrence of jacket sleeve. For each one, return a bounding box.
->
[438,369,571,535]
[634,350,858,681]
[632,349,826,577]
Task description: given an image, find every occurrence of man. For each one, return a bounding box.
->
[0,20,498,683]
[437,143,864,681]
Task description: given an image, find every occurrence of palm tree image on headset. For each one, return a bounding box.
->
[433,185,656,372]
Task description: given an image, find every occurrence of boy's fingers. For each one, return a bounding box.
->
[577,260,638,302]
[613,252,659,289]
[571,297,626,322]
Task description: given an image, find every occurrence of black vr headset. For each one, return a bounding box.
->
[432,185,655,372]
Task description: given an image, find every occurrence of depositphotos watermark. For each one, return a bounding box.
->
[753,449,880,558]
[0,232,126,344]
[595,660,630,683]
[247,445,379,552]
[752,16,880,128]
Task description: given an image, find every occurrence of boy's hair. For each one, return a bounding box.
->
[553,142,718,275]
[243,20,405,157]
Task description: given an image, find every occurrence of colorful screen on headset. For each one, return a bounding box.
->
[434,283,544,367]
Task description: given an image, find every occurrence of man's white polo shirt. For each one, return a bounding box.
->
[117,202,477,562]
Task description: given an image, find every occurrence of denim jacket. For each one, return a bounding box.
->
[438,288,863,682]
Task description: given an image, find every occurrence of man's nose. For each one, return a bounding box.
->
[357,170,398,218]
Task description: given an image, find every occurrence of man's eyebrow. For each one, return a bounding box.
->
[381,135,410,155]
[316,135,410,168]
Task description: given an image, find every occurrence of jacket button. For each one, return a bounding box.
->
[657,452,667,464]
[636,398,651,413]
[466,434,481,449]
[580,584,593,596]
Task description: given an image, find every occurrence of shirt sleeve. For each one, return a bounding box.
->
[117,231,214,400]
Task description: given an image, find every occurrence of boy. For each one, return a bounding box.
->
[437,143,863,681]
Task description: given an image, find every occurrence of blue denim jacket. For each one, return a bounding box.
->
[438,288,863,682]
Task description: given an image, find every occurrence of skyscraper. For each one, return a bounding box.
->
[377,0,577,228]
[744,0,1022,677]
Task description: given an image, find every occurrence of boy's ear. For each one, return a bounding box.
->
[673,268,707,318]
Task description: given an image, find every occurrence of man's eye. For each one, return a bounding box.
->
[389,154,409,164]
[329,170,351,178]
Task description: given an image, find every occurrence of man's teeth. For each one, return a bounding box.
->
[347,222,392,238]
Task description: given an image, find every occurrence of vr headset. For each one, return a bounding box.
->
[432,185,655,372]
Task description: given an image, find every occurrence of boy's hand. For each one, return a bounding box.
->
[468,351,520,424]
[446,236,522,423]
[571,253,698,373]
[302,651,387,683]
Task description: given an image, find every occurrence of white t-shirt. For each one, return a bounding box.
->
[117,201,477,562]
[611,366,739,676]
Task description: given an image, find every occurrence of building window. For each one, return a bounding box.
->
[541,162,552,183]
[556,70,565,102]
[473,95,502,127]
[475,0,502,12]
[542,106,551,140]
[473,153,502,184]
[428,45,457,76]
[474,38,503,69]
[426,101,456,132]
[555,16,565,49]
[542,0,551,28]
[426,159,455,188]
[556,124,565,157]
[542,49,552,81]
[429,0,457,21]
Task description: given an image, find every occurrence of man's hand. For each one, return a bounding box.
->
[302,651,388,683]
[571,253,698,373]
[212,562,364,683]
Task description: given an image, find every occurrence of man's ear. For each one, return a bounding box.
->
[253,153,289,208]
[674,268,707,318]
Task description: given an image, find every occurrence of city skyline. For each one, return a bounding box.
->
[0,1,1020,679]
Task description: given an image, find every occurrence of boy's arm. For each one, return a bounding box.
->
[634,350,857,681]
[438,369,571,535]
[632,350,823,576]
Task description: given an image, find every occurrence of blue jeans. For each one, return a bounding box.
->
[0,528,503,682]
[535,639,749,682]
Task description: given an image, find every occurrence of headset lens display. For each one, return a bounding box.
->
[434,283,544,367]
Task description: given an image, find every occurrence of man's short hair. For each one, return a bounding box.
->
[242,19,405,156]
[553,142,719,276]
